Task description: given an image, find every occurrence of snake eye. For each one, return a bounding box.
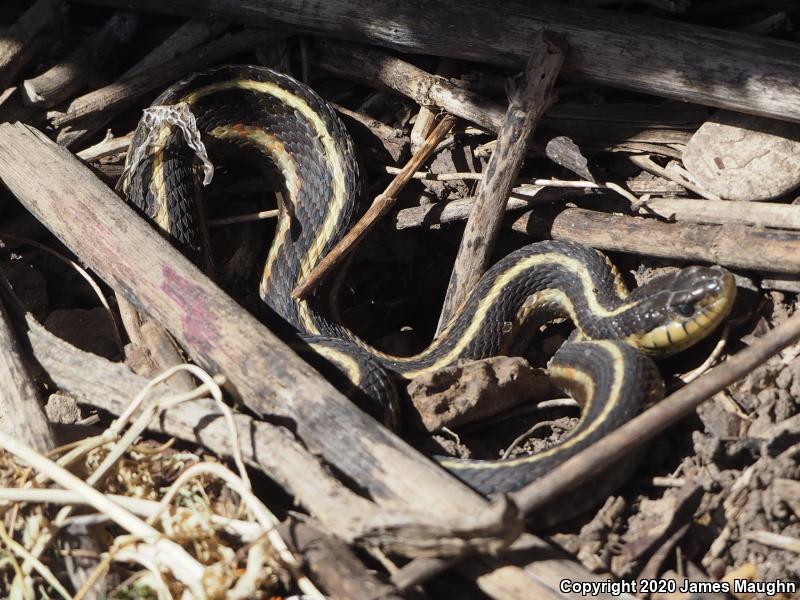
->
[675,303,695,317]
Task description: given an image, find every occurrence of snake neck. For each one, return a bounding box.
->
[287,240,636,380]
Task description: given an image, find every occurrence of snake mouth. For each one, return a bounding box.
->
[631,270,736,356]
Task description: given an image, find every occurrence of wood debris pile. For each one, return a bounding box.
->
[0,1,799,598]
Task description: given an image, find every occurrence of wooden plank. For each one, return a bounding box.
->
[78,0,800,122]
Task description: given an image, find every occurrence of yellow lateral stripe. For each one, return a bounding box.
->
[439,340,626,471]
[260,197,290,298]
[306,343,362,386]
[206,125,318,330]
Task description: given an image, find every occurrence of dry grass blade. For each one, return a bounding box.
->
[0,362,320,598]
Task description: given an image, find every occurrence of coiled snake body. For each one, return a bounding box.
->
[122,65,735,504]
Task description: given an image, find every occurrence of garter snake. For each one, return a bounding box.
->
[121,65,736,501]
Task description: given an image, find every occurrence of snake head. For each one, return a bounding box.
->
[621,266,736,356]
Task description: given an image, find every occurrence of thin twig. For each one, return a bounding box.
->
[76,132,132,161]
[744,531,800,554]
[291,113,457,299]
[0,232,124,353]
[208,208,279,227]
[629,154,722,201]
[0,521,71,600]
[383,165,643,206]
[384,165,594,186]
[500,420,567,460]
[679,323,729,384]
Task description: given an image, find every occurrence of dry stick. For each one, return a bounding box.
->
[137,320,196,392]
[80,0,800,123]
[21,11,140,108]
[329,101,408,164]
[511,207,800,275]
[385,167,606,190]
[410,105,438,154]
[396,293,800,589]
[285,520,404,600]
[543,102,700,147]
[641,198,800,232]
[394,190,573,230]
[291,113,457,299]
[410,59,460,152]
[437,32,565,331]
[0,123,618,600]
[396,201,800,276]
[0,0,64,90]
[313,40,505,133]
[0,301,53,453]
[628,154,722,201]
[76,133,132,162]
[208,209,279,227]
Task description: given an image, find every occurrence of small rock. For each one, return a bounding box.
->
[124,342,155,377]
[683,111,800,201]
[407,356,553,432]
[45,393,81,424]
[697,398,744,439]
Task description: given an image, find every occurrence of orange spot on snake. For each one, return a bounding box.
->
[233,122,249,139]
